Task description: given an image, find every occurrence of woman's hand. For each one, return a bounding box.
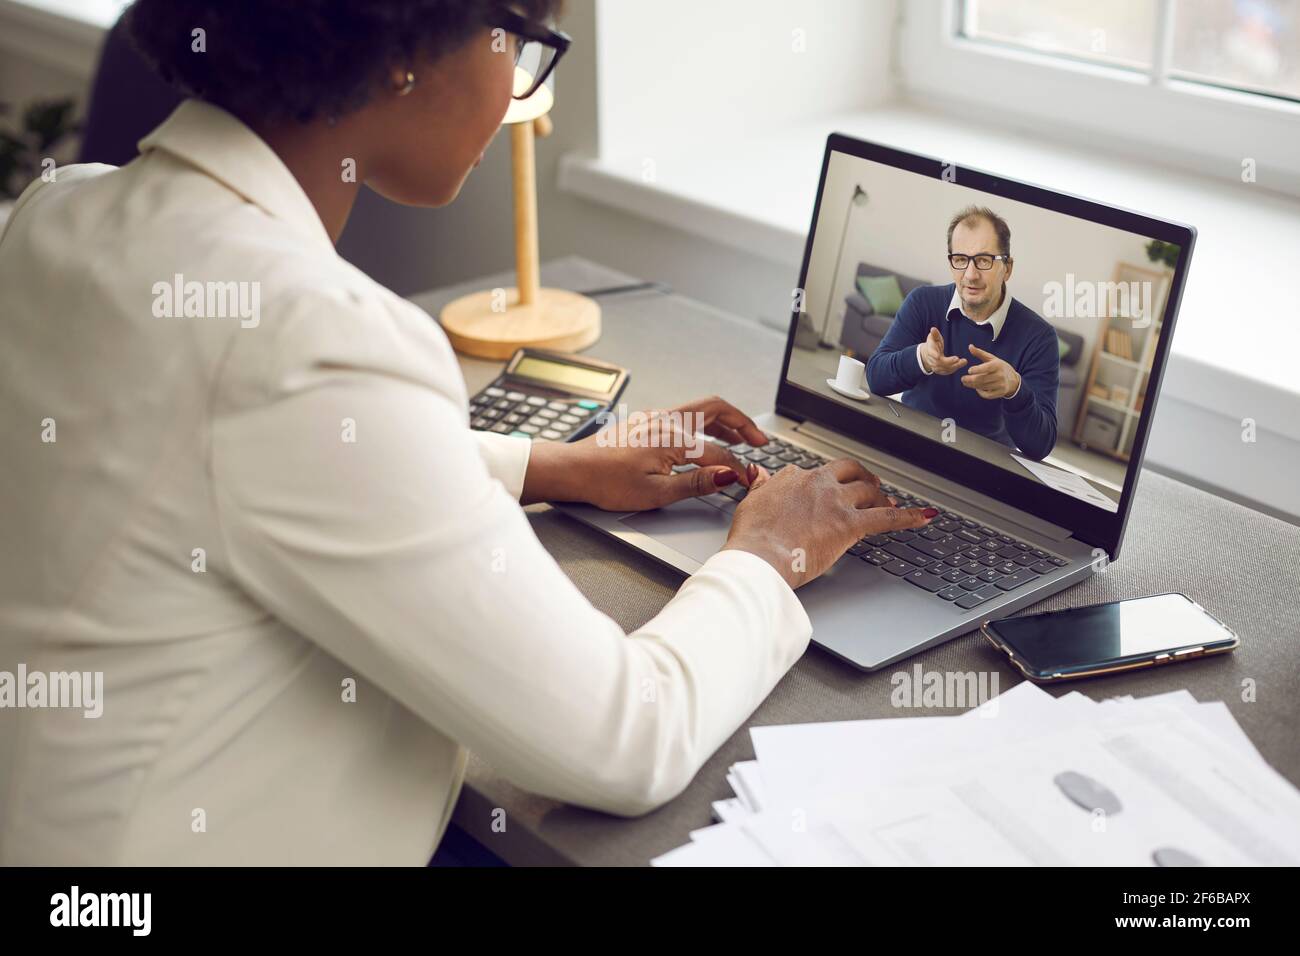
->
[723,459,936,590]
[520,396,771,511]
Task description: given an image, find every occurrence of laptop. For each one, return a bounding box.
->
[559,132,1195,671]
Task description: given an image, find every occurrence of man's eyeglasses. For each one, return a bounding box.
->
[487,8,571,100]
[948,253,1010,271]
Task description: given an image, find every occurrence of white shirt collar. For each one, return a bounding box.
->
[137,99,334,251]
[947,284,1012,341]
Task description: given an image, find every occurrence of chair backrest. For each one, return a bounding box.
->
[77,14,183,167]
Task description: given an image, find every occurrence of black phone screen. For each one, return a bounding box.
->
[987,593,1236,676]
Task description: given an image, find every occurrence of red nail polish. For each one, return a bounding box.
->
[922,508,939,518]
[714,469,738,488]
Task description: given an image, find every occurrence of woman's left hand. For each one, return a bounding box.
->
[520,396,771,511]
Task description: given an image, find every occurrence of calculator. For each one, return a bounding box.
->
[468,348,630,442]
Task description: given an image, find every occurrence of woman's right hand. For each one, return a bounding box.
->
[722,459,937,590]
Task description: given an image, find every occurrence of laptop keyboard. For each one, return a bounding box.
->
[686,432,1070,610]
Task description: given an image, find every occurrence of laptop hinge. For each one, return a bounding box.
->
[788,419,1076,544]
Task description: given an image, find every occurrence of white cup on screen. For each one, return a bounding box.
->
[827,354,870,401]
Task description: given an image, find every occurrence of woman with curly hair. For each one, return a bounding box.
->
[0,1,931,864]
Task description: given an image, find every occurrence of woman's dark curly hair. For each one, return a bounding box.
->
[127,0,562,124]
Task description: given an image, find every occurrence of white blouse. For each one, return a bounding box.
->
[0,100,811,865]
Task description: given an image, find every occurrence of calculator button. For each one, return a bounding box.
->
[537,408,559,419]
[525,396,547,407]
[558,414,581,425]
[480,408,503,420]
[519,424,540,435]
[527,415,549,427]
[484,387,505,397]
[471,417,489,429]
[546,401,569,412]
[540,429,562,440]
[505,391,526,401]
[490,422,512,434]
[577,399,600,409]
[503,413,525,424]
[550,422,572,433]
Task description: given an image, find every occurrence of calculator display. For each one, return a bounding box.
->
[514,356,618,394]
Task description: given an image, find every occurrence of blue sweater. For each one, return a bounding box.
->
[865,284,1059,460]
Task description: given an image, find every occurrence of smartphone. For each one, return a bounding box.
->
[982,592,1239,682]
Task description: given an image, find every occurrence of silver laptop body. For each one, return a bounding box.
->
[556,133,1194,671]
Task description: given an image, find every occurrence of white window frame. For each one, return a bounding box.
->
[899,0,1300,196]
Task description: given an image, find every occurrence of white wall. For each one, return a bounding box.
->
[0,0,897,321]
[345,0,901,316]
[596,0,896,160]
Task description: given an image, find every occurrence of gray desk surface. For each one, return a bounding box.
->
[410,256,1300,867]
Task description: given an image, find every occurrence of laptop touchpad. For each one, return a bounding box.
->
[620,500,732,565]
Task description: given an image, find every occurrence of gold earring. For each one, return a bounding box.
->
[397,70,416,96]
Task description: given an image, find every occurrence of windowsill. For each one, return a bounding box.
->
[559,101,1300,442]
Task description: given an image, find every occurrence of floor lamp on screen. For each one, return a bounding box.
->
[820,183,868,347]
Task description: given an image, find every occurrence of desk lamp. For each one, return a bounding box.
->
[441,64,600,359]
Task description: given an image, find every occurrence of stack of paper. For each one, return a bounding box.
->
[653,682,1300,866]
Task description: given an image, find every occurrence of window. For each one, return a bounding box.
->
[1169,0,1299,100]
[899,1,1300,195]
[964,0,1160,71]
[961,0,1299,103]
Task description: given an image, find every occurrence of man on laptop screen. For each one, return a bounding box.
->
[866,206,1060,461]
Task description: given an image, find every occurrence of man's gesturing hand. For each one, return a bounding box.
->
[723,459,936,590]
[919,327,968,375]
[960,344,1021,399]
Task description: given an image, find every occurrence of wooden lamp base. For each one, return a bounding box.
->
[440,286,601,360]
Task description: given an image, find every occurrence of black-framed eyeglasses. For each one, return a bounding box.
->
[947,253,1010,271]
[487,7,571,100]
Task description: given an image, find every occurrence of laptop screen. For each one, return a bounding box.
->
[780,136,1193,551]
